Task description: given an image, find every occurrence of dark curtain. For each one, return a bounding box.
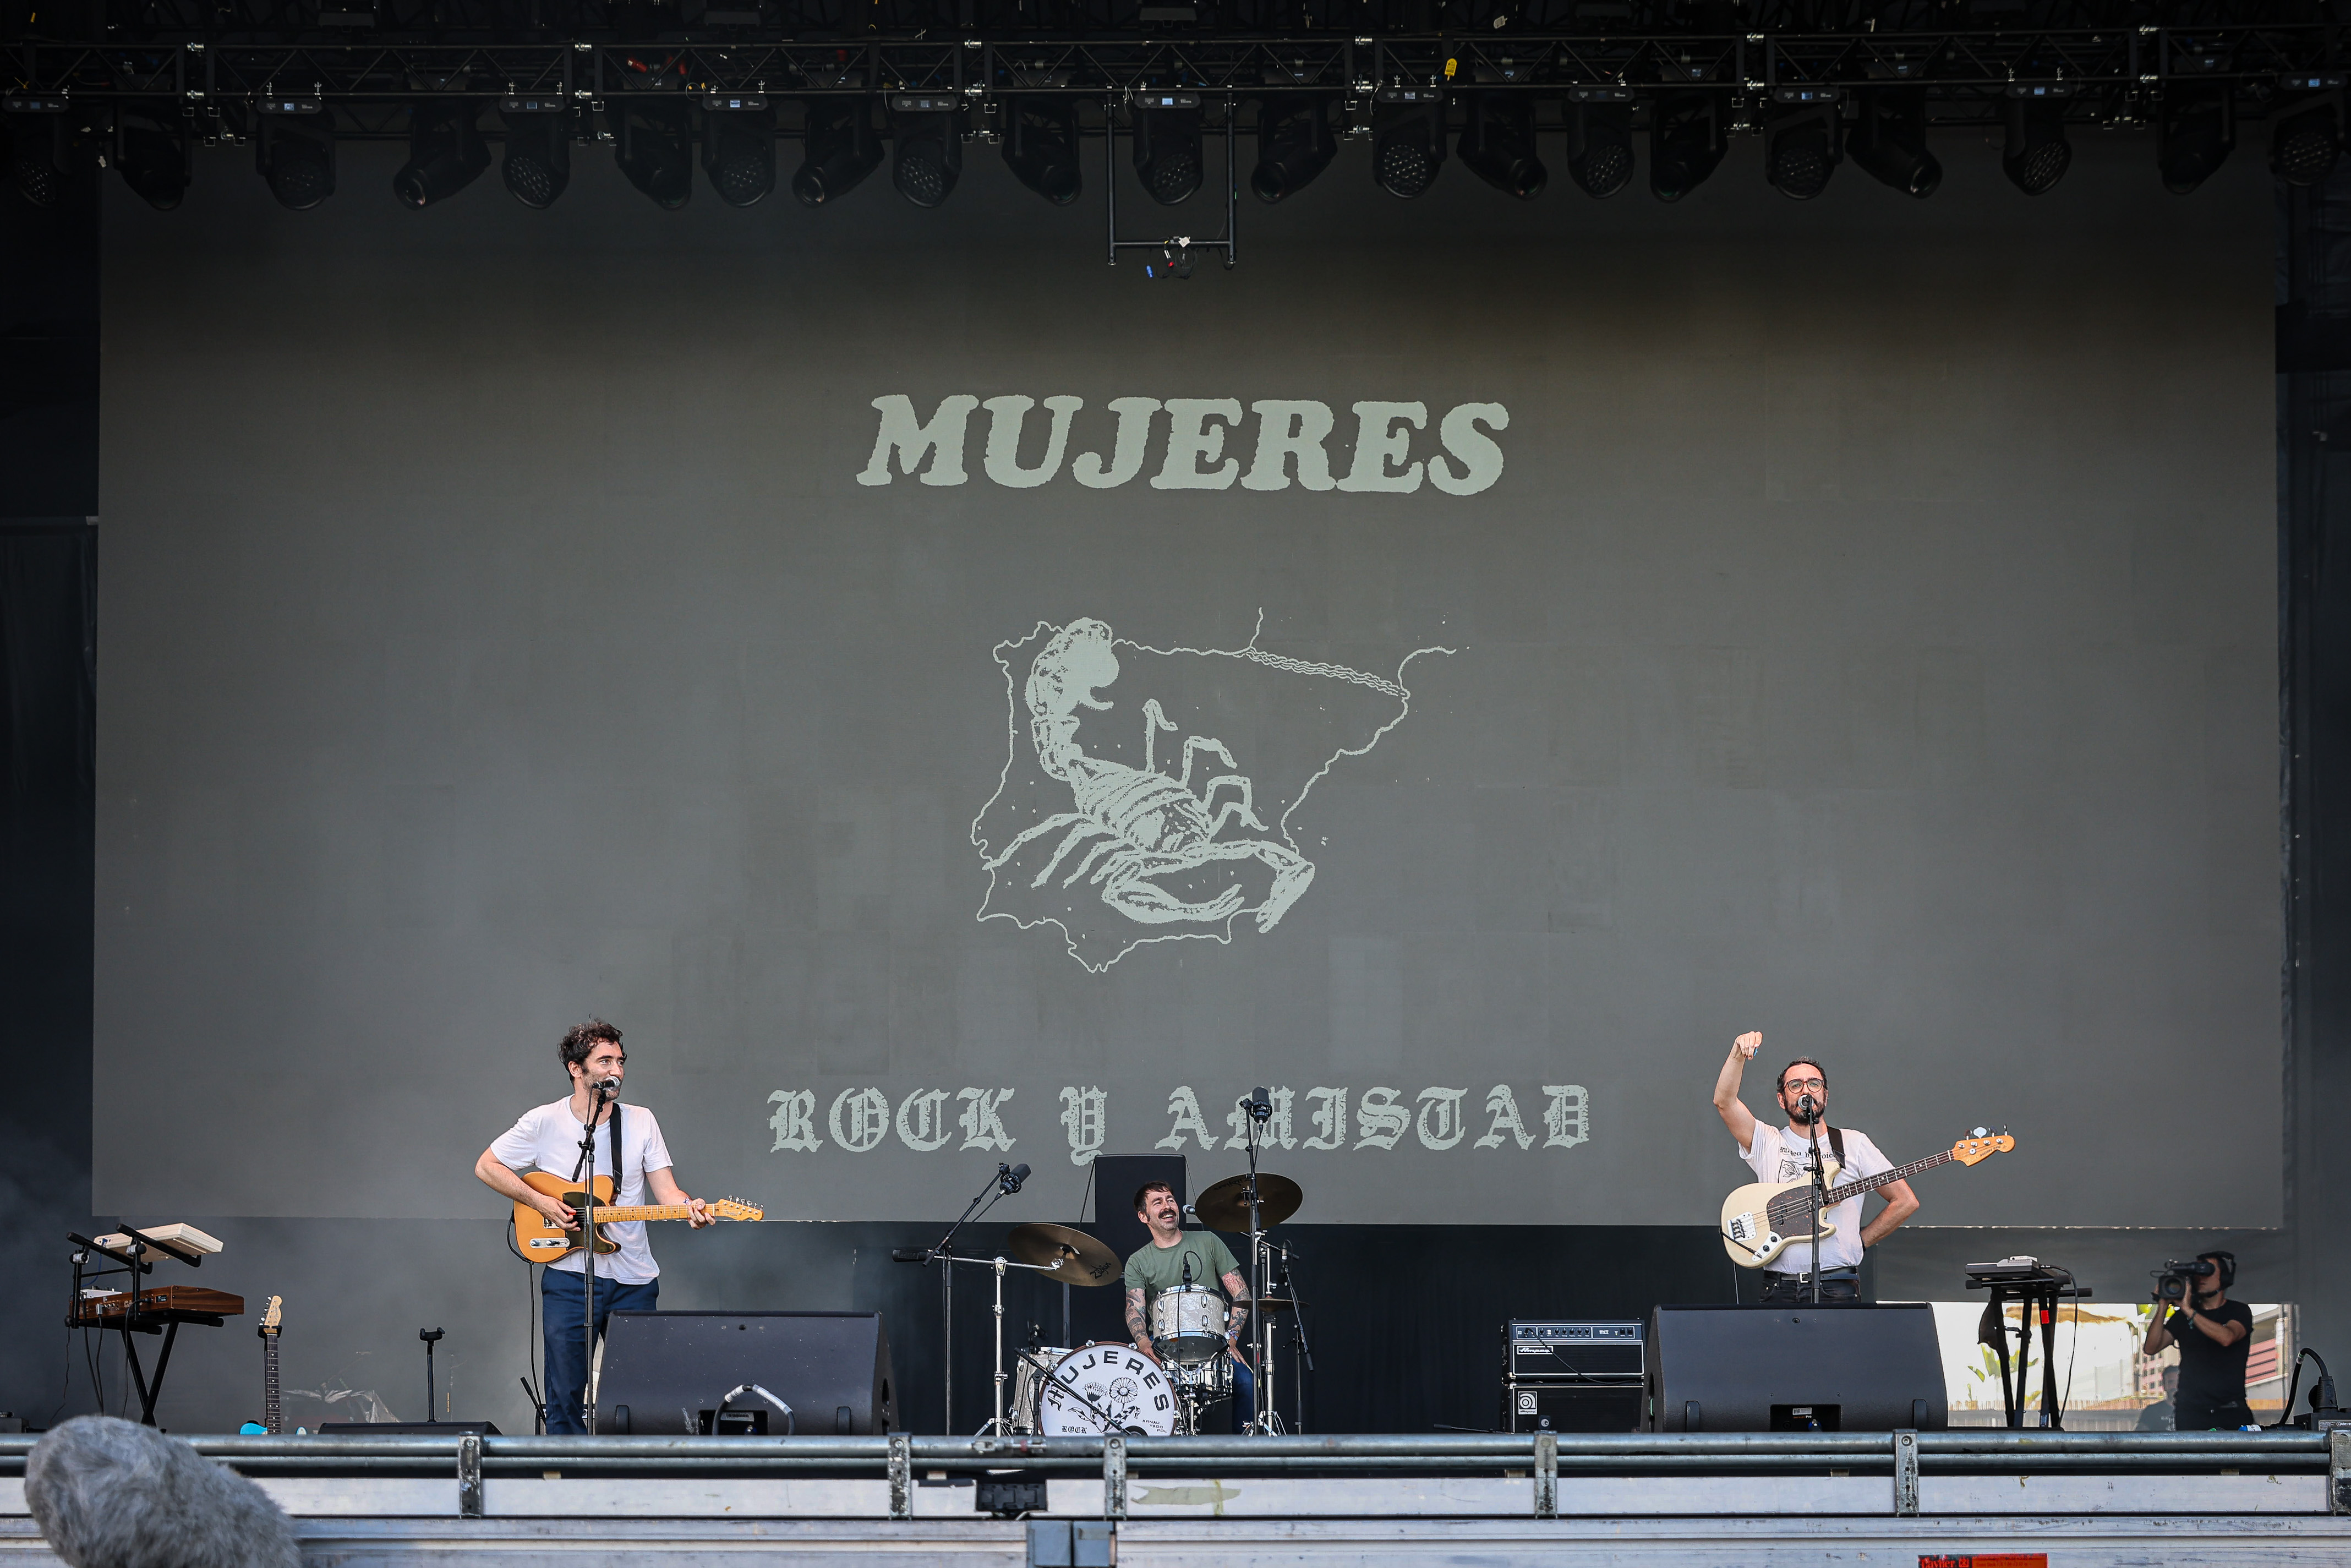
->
[0,522,99,1427]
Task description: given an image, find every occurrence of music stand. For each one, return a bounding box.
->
[1965,1259,2091,1430]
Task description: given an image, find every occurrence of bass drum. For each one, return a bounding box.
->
[1036,1344,1177,1436]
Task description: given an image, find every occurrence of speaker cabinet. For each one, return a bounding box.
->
[596,1310,894,1435]
[1501,1381,1644,1433]
[1645,1303,1945,1432]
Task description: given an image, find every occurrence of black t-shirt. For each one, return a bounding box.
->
[2168,1299,2254,1407]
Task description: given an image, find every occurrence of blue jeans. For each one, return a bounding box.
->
[1229,1353,1256,1433]
[540,1268,658,1435]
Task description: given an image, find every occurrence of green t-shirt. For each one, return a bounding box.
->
[1122,1231,1240,1313]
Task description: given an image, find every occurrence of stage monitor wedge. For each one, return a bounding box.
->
[1645,1304,1945,1432]
[597,1310,893,1435]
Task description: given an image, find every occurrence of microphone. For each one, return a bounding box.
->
[594,1077,621,1096]
[890,1249,928,1263]
[1182,1253,1194,1286]
[1246,1086,1272,1123]
[998,1162,1031,1194]
[1796,1092,1819,1120]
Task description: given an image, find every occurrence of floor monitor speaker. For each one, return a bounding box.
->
[1645,1303,1945,1432]
[596,1310,894,1434]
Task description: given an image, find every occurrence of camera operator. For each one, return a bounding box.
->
[2141,1252,2253,1431]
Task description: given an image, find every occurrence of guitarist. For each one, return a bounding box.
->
[474,1019,713,1433]
[1713,1031,1918,1303]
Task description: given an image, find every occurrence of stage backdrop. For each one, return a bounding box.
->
[96,130,2276,1246]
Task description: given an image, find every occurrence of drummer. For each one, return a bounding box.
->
[1123,1181,1254,1429]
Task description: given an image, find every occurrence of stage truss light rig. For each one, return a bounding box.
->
[889,93,963,209]
[794,97,882,207]
[1133,92,1205,207]
[2002,84,2073,197]
[701,93,775,208]
[1566,87,1634,199]
[499,97,571,209]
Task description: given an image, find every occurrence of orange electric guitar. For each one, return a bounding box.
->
[512,1170,763,1261]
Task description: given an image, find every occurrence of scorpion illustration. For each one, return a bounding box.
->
[982,619,1315,932]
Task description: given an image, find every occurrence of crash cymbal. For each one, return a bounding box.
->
[1192,1173,1302,1233]
[1005,1222,1123,1287]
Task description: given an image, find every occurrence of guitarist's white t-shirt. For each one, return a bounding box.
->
[491,1100,676,1283]
[1737,1124,1891,1274]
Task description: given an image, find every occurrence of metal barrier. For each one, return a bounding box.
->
[0,1428,2333,1478]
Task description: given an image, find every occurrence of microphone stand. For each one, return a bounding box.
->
[1803,1102,1825,1309]
[1239,1090,1275,1435]
[914,1165,1049,1435]
[568,1080,614,1435]
[1275,1240,1315,1434]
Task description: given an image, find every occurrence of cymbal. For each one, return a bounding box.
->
[1004,1222,1123,1287]
[1192,1172,1302,1233]
[1251,1297,1295,1316]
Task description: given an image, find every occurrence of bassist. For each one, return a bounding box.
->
[473,1019,712,1433]
[1713,1032,1919,1303]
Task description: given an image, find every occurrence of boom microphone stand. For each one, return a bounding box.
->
[896,1162,1034,1434]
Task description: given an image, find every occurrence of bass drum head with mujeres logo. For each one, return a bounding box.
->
[1036,1344,1176,1435]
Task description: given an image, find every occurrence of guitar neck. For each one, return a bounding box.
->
[583,1205,701,1222]
[1824,1149,1954,1205]
[264,1336,281,1435]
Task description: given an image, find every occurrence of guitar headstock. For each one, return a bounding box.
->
[709,1198,764,1222]
[1951,1128,2016,1166]
[260,1295,283,1336]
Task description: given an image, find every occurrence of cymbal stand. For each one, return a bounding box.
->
[1238,1089,1277,1435]
[912,1165,1013,1436]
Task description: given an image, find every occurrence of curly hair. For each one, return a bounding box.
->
[1775,1057,1827,1096]
[1133,1181,1177,1216]
[558,1019,624,1079]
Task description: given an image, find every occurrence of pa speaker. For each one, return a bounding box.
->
[596,1310,894,1435]
[1646,1303,1945,1432]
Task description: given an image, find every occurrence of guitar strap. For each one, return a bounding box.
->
[610,1102,625,1201]
[1827,1124,1845,1170]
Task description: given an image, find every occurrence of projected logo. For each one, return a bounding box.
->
[972,615,1450,971]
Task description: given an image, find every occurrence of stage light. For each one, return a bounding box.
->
[2157,85,2234,195]
[1565,87,1633,198]
[792,97,881,206]
[1456,92,1544,199]
[701,94,775,207]
[1132,92,1204,206]
[1763,88,1843,201]
[254,100,336,211]
[613,98,694,209]
[2000,84,2071,196]
[393,99,490,209]
[1647,91,1723,202]
[2272,75,2346,187]
[1371,89,1446,199]
[1250,95,1335,203]
[498,97,571,208]
[1846,88,1938,199]
[1002,95,1082,206]
[888,93,961,208]
[114,109,189,211]
[4,100,84,210]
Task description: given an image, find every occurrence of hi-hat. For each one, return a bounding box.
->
[1005,1222,1122,1287]
[1192,1173,1302,1233]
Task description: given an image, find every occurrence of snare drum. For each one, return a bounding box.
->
[1148,1284,1229,1363]
[1036,1344,1176,1436]
[1166,1354,1233,1402]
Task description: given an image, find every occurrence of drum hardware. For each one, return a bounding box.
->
[1202,1088,1303,1434]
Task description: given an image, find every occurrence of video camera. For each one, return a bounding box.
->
[2150,1251,2234,1304]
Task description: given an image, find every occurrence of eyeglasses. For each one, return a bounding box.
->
[1781,1078,1824,1092]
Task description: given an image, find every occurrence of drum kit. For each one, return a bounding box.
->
[998,1166,1308,1436]
[902,1104,1313,1438]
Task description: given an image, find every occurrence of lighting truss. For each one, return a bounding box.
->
[9,24,2346,143]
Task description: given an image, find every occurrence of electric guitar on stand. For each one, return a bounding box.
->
[1721,1129,2015,1268]
[239,1296,283,1435]
[512,1170,763,1261]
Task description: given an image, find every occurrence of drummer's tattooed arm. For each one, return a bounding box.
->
[1125,1287,1158,1362]
[1222,1271,1251,1344]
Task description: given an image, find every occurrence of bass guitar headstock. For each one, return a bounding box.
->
[1951,1127,2016,1166]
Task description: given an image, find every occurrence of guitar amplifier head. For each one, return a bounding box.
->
[1506,1320,1645,1382]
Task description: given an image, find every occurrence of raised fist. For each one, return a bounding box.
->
[1734,1031,1762,1061]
